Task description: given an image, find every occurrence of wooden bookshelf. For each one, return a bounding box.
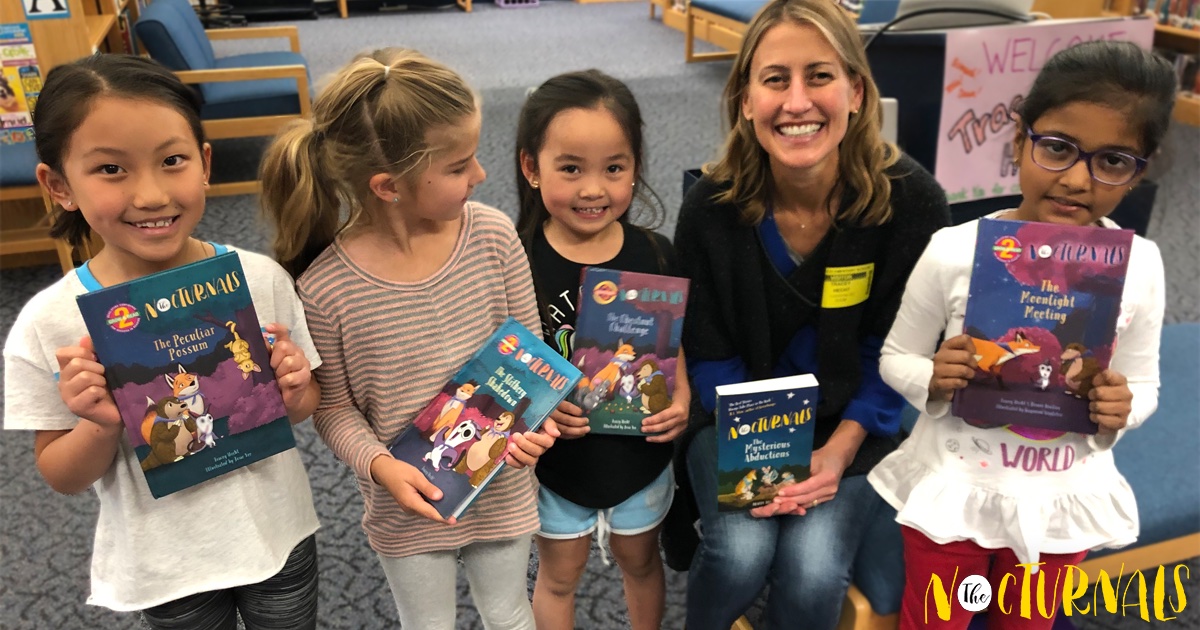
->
[86,14,118,51]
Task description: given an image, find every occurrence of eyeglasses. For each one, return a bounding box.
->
[1024,127,1147,186]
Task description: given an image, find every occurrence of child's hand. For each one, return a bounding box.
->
[641,397,688,443]
[549,400,589,439]
[266,324,311,412]
[370,455,454,524]
[1089,369,1133,435]
[55,336,122,428]
[504,418,560,468]
[929,334,978,402]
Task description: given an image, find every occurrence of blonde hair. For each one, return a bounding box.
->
[705,0,900,226]
[260,48,478,277]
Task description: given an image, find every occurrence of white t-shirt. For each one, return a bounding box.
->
[3,245,322,611]
[868,214,1165,566]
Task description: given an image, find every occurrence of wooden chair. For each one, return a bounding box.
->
[0,141,78,274]
[134,0,312,197]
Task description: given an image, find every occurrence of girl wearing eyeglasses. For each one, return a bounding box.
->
[867,40,1176,630]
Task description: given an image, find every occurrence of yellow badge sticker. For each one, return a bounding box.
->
[821,263,874,308]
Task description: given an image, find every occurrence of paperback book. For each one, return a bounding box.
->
[390,317,583,520]
[715,374,818,512]
[76,252,295,499]
[570,267,689,435]
[951,218,1134,434]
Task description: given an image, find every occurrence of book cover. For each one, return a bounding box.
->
[715,374,818,512]
[75,252,296,499]
[390,317,583,520]
[570,267,689,435]
[951,218,1134,435]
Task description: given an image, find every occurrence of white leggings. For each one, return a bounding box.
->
[377,536,535,630]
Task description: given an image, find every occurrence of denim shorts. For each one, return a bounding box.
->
[538,465,674,539]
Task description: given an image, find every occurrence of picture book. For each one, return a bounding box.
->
[951,218,1134,434]
[390,317,583,520]
[715,374,818,512]
[570,267,689,435]
[75,252,295,499]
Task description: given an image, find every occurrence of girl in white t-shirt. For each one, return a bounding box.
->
[868,40,1176,630]
[3,54,322,629]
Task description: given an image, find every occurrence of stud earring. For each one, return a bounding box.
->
[63,200,73,209]
[392,197,400,203]
[530,178,539,189]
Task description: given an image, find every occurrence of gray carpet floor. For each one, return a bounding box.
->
[1,2,1197,628]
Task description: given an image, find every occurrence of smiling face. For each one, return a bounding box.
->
[402,110,486,222]
[522,106,635,241]
[1013,102,1145,227]
[42,96,211,279]
[741,21,862,178]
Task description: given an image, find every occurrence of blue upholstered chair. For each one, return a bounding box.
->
[134,0,312,196]
[0,141,77,274]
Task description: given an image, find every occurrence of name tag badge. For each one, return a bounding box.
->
[822,263,874,308]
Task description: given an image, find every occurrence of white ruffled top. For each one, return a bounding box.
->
[867,212,1165,567]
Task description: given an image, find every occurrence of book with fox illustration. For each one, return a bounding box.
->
[391,317,583,520]
[716,374,817,512]
[75,252,295,499]
[951,218,1134,434]
[570,267,689,435]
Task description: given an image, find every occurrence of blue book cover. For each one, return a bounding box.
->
[389,317,583,520]
[570,267,689,435]
[715,374,818,512]
[951,218,1134,435]
[75,252,295,499]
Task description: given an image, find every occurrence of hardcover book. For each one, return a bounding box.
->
[75,252,295,499]
[570,267,689,435]
[951,218,1134,434]
[715,374,818,512]
[391,317,583,520]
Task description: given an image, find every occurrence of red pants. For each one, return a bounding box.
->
[899,526,1088,630]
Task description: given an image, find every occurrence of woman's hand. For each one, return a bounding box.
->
[549,400,589,439]
[1089,369,1133,436]
[749,443,849,518]
[55,336,122,428]
[504,417,561,468]
[370,455,453,524]
[641,397,688,443]
[929,334,978,402]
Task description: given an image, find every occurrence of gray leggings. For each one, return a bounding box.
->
[378,536,535,630]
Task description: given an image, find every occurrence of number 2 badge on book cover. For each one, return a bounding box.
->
[76,252,295,499]
[952,218,1134,435]
[716,374,818,512]
[389,318,583,520]
[571,267,689,435]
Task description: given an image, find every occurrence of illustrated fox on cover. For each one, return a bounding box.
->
[76,252,295,498]
[952,219,1134,433]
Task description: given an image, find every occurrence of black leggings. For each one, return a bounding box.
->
[141,535,318,630]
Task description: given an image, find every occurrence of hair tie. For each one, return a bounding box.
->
[313,128,326,144]
[383,65,391,79]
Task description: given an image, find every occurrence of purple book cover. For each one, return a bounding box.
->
[951,218,1134,434]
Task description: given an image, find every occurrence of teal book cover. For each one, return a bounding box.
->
[390,317,583,520]
[571,267,689,435]
[76,252,295,499]
[715,374,818,512]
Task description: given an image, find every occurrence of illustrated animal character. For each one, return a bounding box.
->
[734,469,757,502]
[1060,343,1102,399]
[424,419,480,472]
[778,472,797,486]
[224,321,261,380]
[636,361,671,415]
[1035,361,1053,391]
[456,411,517,487]
[140,396,196,471]
[0,76,19,113]
[758,465,779,489]
[188,413,217,453]
[165,364,205,417]
[968,331,1041,389]
[618,374,638,404]
[429,381,479,438]
[575,342,637,412]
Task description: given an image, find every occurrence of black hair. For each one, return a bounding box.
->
[34,54,205,248]
[1017,40,1176,157]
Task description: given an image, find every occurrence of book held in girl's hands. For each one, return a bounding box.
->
[570,267,689,435]
[75,252,295,499]
[715,374,817,512]
[951,218,1134,434]
[391,317,583,520]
